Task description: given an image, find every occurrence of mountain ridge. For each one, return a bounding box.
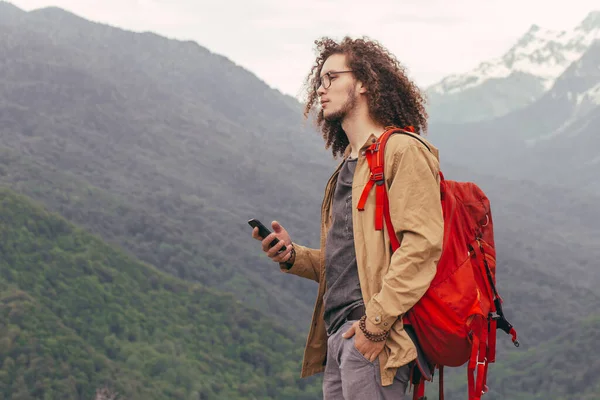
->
[429,10,600,95]
[426,9,600,123]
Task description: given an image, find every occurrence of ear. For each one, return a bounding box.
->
[357,80,367,94]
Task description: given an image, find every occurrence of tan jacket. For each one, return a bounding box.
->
[282,132,444,386]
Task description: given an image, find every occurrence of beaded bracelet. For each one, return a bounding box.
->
[359,315,390,342]
[282,245,296,269]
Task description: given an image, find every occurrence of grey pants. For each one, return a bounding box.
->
[323,320,411,400]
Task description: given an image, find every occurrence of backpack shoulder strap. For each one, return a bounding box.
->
[366,126,430,175]
[357,126,421,252]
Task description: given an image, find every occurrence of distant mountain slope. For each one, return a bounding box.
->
[0,2,326,328]
[0,188,321,400]
[426,10,600,123]
[440,314,600,400]
[513,105,600,191]
[0,145,317,331]
[0,0,24,19]
[488,314,600,400]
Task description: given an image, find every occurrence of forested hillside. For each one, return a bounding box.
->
[0,188,321,400]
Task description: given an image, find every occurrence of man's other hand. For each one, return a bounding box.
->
[342,319,387,362]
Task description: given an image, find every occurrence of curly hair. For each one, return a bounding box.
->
[303,36,428,158]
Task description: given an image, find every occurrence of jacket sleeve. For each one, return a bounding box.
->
[279,243,322,283]
[365,144,444,330]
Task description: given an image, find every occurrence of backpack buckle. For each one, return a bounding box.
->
[367,141,380,153]
[370,166,385,185]
[370,172,384,185]
[489,311,500,320]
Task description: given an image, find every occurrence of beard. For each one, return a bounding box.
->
[317,87,357,157]
[323,87,358,123]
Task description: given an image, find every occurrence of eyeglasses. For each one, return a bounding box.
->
[315,70,353,91]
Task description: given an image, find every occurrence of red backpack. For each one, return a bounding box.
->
[357,127,519,400]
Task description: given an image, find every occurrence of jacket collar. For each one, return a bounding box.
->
[343,133,380,160]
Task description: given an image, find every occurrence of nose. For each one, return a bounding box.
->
[317,82,326,96]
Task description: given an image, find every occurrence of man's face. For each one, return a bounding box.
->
[317,54,359,122]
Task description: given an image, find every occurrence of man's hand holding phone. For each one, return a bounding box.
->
[249,219,295,266]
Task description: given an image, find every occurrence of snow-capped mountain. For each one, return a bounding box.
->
[430,11,600,95]
[428,40,600,193]
[522,38,600,145]
[426,10,600,123]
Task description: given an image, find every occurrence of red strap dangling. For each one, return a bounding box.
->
[475,336,488,398]
[383,185,401,251]
[413,378,426,400]
[467,323,490,400]
[374,177,385,231]
[438,366,445,400]
[488,317,497,362]
[357,179,374,211]
[468,334,479,400]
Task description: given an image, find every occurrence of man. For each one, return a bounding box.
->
[252,36,444,399]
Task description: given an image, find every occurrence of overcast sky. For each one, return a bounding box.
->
[7,0,600,98]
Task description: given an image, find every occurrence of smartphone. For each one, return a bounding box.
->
[248,218,287,253]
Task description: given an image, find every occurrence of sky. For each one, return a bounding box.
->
[6,0,600,99]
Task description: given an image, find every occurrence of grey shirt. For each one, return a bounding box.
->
[323,157,364,336]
